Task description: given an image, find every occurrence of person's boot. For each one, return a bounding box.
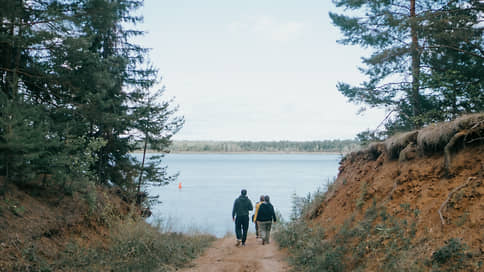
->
[236,239,241,246]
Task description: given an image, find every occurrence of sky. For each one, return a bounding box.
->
[135,0,386,141]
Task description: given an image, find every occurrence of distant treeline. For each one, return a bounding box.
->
[167,140,360,153]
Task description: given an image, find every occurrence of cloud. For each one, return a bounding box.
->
[227,16,306,42]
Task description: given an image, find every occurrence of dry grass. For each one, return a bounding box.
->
[343,142,384,163]
[398,142,417,162]
[342,114,484,167]
[384,131,418,160]
[417,113,484,155]
[454,113,484,130]
[55,218,216,271]
[367,142,385,160]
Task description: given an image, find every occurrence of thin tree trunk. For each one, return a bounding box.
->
[11,3,22,100]
[2,11,20,195]
[137,134,148,204]
[12,39,21,99]
[410,0,422,128]
[6,12,15,99]
[2,159,8,196]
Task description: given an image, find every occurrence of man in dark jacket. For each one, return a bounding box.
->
[232,189,253,246]
[256,195,276,245]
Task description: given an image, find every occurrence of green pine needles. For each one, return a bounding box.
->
[0,0,183,205]
[330,0,484,134]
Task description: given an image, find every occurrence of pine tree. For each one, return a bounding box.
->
[330,0,484,133]
[0,0,184,199]
[0,0,68,189]
[132,87,184,202]
[421,0,484,120]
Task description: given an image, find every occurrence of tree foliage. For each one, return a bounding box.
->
[133,87,184,196]
[330,0,484,134]
[0,0,183,200]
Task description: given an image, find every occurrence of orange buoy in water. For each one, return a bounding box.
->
[178,182,182,189]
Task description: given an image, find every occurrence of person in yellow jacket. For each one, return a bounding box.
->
[256,195,277,245]
[252,195,265,238]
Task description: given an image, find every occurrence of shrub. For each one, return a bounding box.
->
[108,220,215,271]
[431,238,470,272]
[55,219,215,271]
[356,182,368,210]
[290,183,331,221]
[274,220,345,272]
[432,238,466,265]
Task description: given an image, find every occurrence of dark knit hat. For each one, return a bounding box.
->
[241,189,247,196]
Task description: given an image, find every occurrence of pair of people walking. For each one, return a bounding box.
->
[253,194,276,245]
[232,189,276,246]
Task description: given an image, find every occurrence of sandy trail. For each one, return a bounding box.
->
[180,234,290,272]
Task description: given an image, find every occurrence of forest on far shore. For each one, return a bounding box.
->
[164,140,360,153]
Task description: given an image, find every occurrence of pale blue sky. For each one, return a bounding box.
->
[135,0,386,141]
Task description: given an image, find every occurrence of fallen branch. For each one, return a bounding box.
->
[438,177,476,225]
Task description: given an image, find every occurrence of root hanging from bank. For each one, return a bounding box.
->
[443,131,467,176]
[438,177,476,226]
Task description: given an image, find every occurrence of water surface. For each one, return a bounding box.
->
[143,153,341,237]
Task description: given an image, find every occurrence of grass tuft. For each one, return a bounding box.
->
[417,113,484,155]
[384,131,418,160]
[22,218,215,272]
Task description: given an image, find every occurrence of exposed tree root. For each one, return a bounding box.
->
[443,131,467,176]
[387,181,398,200]
[438,177,476,225]
[466,137,484,144]
[443,120,484,176]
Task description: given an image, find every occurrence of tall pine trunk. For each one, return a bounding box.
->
[3,5,22,191]
[410,0,422,128]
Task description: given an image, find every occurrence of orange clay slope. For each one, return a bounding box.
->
[308,113,484,271]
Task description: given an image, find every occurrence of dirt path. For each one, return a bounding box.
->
[180,234,290,272]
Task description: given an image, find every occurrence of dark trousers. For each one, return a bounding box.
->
[235,215,249,243]
[255,221,259,237]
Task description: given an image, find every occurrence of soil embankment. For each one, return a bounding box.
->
[180,234,289,272]
[306,114,484,270]
[0,185,128,270]
[0,184,214,271]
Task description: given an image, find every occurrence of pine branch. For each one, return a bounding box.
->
[0,67,45,79]
[422,45,484,59]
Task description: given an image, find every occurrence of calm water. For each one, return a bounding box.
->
[142,153,341,237]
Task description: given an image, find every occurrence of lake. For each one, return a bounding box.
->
[142,153,341,237]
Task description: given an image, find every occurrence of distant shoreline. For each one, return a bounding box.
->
[132,150,346,155]
[132,139,360,155]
